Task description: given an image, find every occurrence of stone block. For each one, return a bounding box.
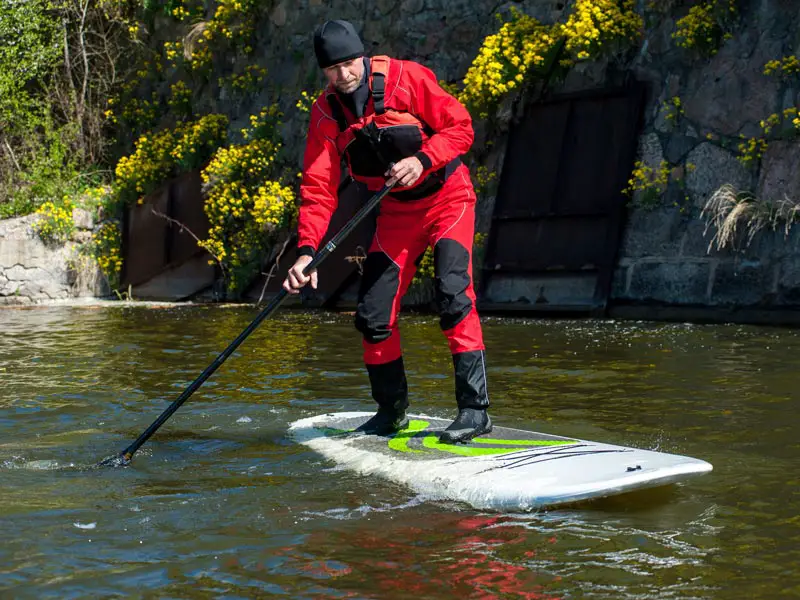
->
[711,260,774,306]
[610,265,629,298]
[619,207,683,259]
[664,133,699,163]
[626,260,711,304]
[0,214,38,239]
[636,132,664,166]
[679,217,768,261]
[757,141,800,204]
[683,36,781,136]
[778,258,800,305]
[72,207,95,230]
[0,278,21,296]
[0,294,30,305]
[680,219,716,258]
[685,142,753,206]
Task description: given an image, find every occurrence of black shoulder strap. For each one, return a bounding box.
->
[326,92,348,132]
[369,55,390,116]
[372,72,385,115]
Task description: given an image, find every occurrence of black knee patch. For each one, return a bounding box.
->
[355,252,400,343]
[434,239,473,331]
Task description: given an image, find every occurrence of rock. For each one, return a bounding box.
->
[757,140,800,203]
[626,259,712,304]
[619,207,683,258]
[664,133,699,162]
[684,142,754,206]
[683,36,782,136]
[711,260,775,306]
[400,0,425,14]
[270,3,286,27]
[636,132,664,165]
[0,214,100,304]
[72,207,95,230]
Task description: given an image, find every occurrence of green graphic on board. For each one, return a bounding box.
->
[322,419,577,458]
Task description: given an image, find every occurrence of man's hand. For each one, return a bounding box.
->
[282,255,318,295]
[386,156,424,187]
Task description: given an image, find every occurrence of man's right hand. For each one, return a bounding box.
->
[282,255,318,294]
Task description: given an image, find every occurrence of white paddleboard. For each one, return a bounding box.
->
[289,412,712,511]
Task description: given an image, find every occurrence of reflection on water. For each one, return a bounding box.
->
[0,304,798,598]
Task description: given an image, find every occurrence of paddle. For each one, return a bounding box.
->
[99,180,395,467]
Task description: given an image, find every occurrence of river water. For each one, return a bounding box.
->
[0,304,797,599]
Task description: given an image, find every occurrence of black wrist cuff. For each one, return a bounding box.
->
[297,245,316,258]
[413,151,433,170]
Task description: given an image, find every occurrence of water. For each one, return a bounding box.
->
[0,304,798,598]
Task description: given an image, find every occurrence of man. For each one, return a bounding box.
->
[282,19,491,443]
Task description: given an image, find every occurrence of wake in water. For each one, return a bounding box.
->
[1,456,76,470]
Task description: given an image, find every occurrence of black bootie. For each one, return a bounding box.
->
[440,350,492,444]
[356,357,410,435]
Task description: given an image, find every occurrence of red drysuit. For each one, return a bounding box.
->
[297,55,488,412]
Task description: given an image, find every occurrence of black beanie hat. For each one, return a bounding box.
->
[313,20,365,69]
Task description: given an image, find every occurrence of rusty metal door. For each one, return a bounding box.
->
[120,170,211,289]
[480,85,644,315]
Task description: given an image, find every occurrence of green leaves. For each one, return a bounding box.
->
[0,0,60,115]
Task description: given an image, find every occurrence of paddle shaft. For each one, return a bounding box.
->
[111,181,395,464]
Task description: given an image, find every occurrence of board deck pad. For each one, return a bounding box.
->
[289,412,713,511]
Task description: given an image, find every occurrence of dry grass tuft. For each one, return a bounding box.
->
[701,184,800,252]
[183,22,208,61]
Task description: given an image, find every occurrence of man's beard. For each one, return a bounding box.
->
[335,79,359,94]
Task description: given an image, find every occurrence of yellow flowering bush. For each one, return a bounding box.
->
[190,42,213,73]
[164,41,184,68]
[763,55,800,78]
[82,184,113,209]
[33,198,75,244]
[168,80,192,117]
[114,114,229,205]
[181,0,258,73]
[200,106,297,294]
[459,2,642,118]
[459,7,561,117]
[170,114,229,171]
[473,165,498,198]
[661,95,684,126]
[118,94,159,132]
[737,107,800,166]
[203,0,258,50]
[563,0,643,62]
[624,160,671,208]
[672,0,737,55]
[219,65,268,96]
[90,221,124,287]
[166,0,192,21]
[296,89,323,114]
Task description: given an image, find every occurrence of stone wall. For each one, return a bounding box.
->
[0,212,108,305]
[605,0,800,320]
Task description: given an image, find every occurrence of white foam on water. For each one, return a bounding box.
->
[73,522,96,529]
[301,496,427,521]
[236,416,253,424]
[2,458,69,471]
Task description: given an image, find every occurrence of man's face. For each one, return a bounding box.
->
[323,57,364,94]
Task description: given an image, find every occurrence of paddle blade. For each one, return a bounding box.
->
[97,452,131,468]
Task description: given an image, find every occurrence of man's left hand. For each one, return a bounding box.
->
[386,157,424,188]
